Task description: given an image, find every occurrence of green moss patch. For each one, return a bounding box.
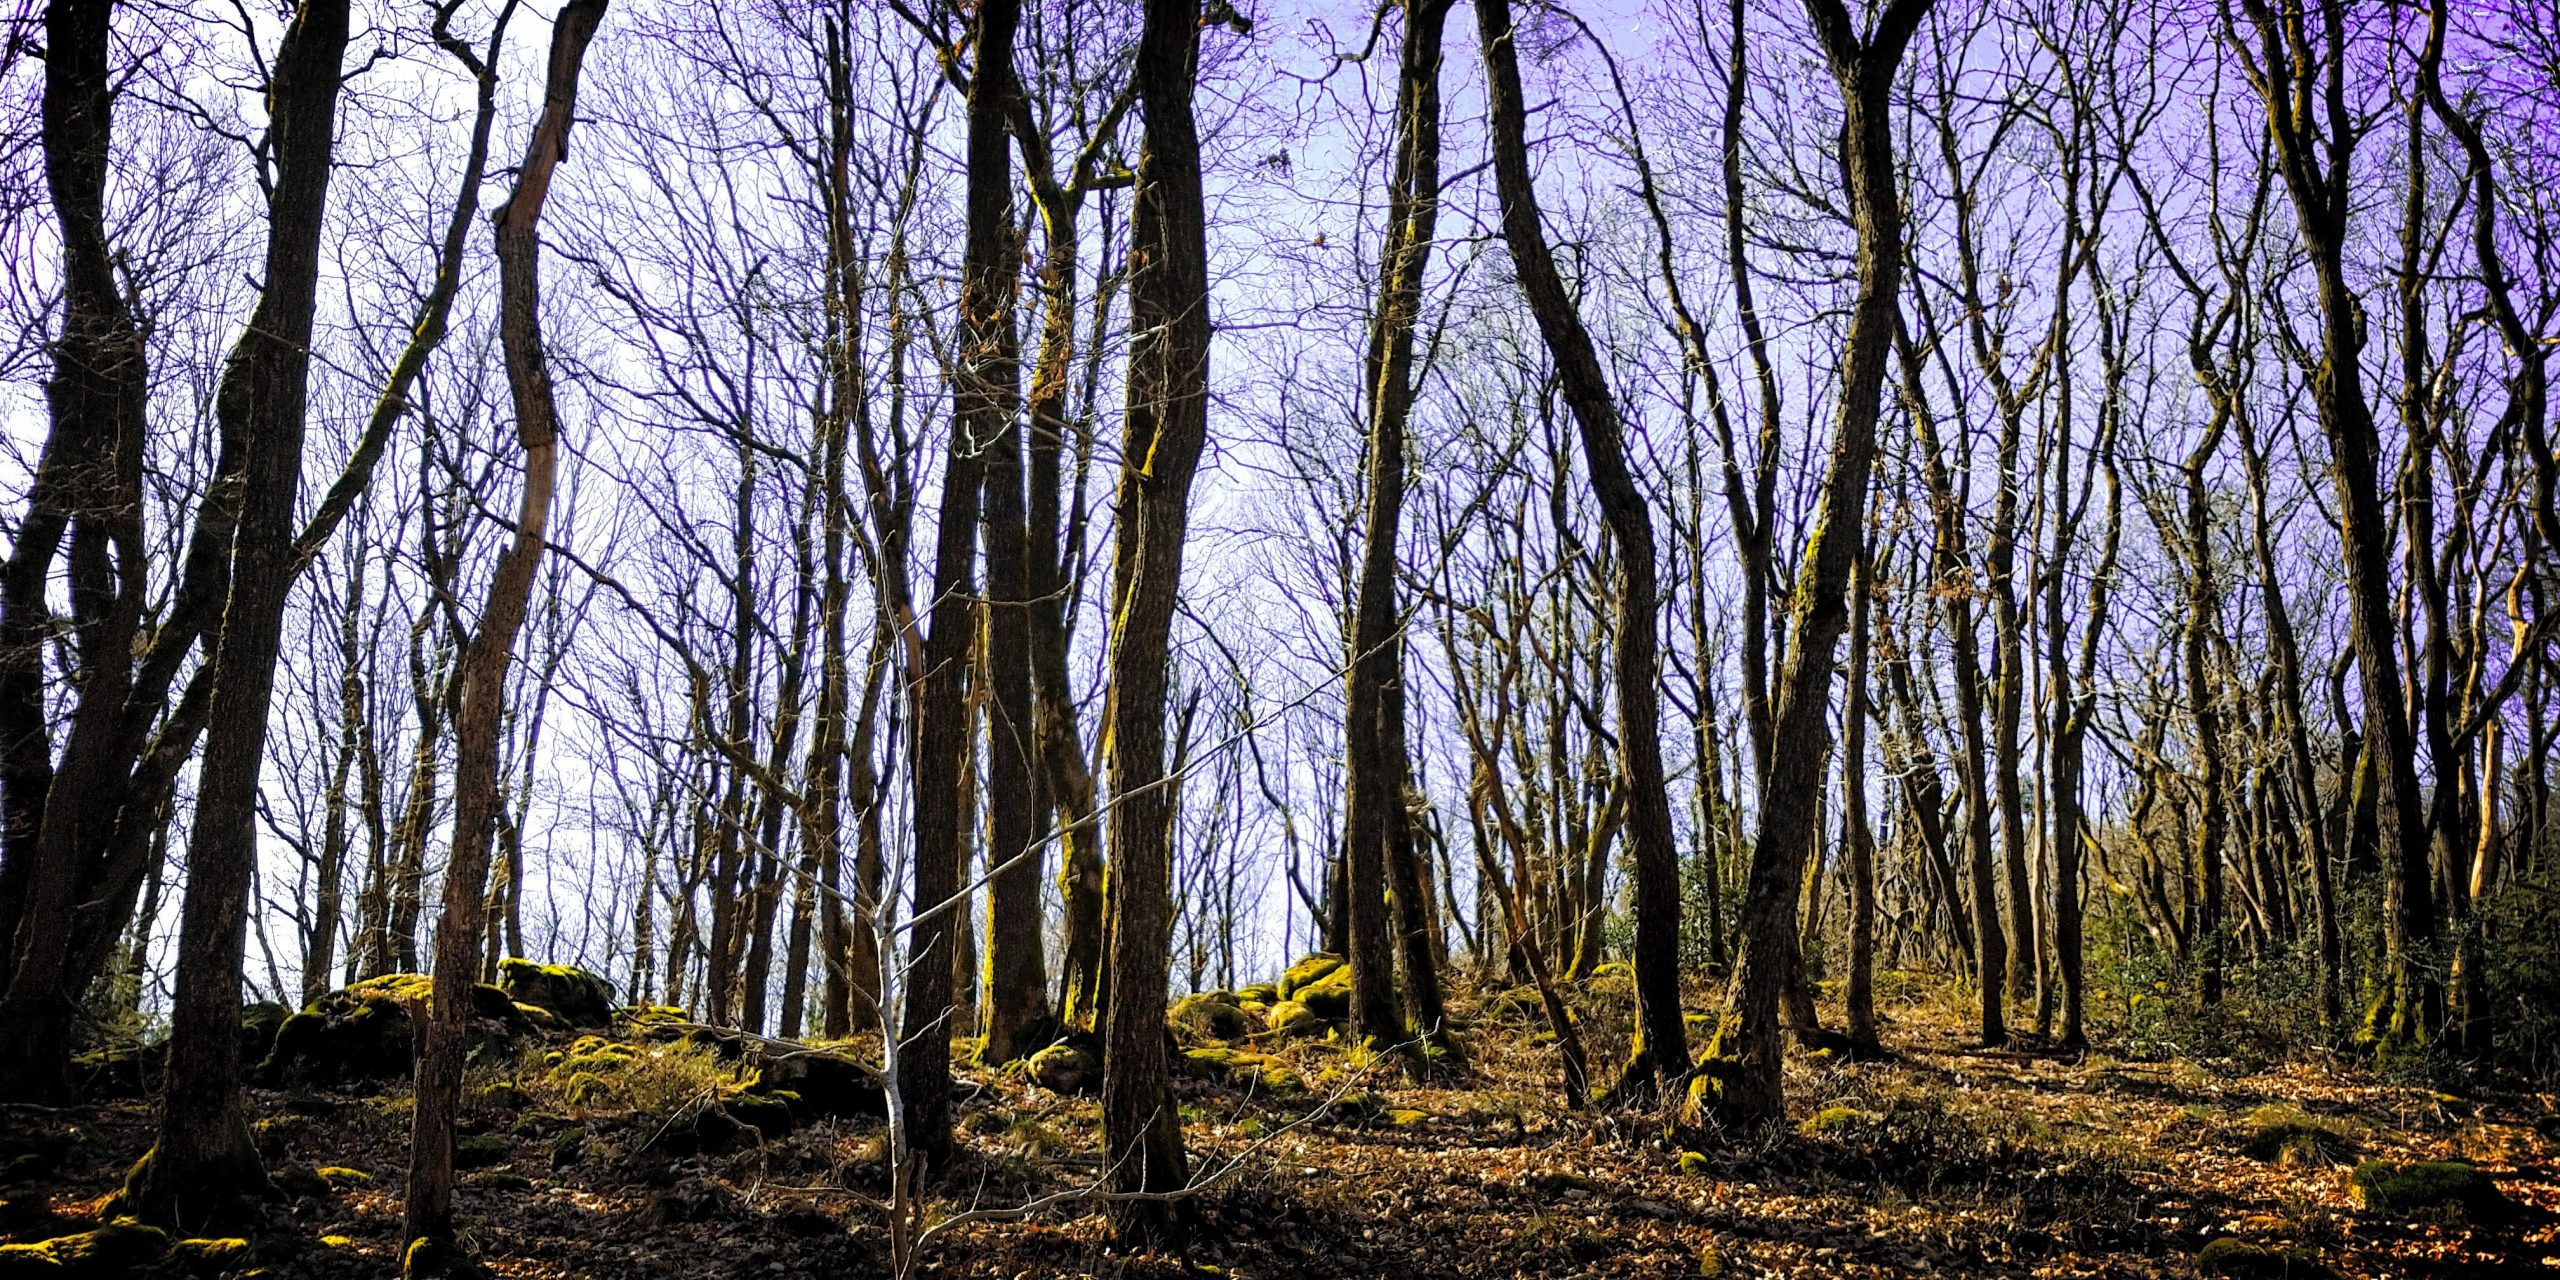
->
[2348,1160,2510,1219]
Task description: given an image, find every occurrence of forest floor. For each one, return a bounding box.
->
[2,968,2555,1279]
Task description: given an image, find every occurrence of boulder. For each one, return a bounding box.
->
[168,1237,250,1275]
[498,959,616,1028]
[1276,954,1344,1000]
[1264,1000,1325,1038]
[1026,1041,1099,1095]
[1293,965,1353,1021]
[262,974,532,1085]
[0,1221,168,1276]
[1169,993,1253,1041]
[239,1001,292,1064]
[742,1048,884,1119]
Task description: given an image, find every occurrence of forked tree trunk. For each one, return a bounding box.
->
[2228,0,2439,1052]
[1708,0,1932,1129]
[1343,0,1456,1058]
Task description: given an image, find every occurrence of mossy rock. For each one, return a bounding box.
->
[1801,1106,1877,1137]
[2240,1106,2356,1167]
[0,1221,169,1276]
[1385,1109,1430,1127]
[616,1005,692,1040]
[238,1001,292,1065]
[464,1170,534,1192]
[549,1127,589,1169]
[453,1133,514,1170]
[1264,1000,1325,1038]
[167,1236,250,1274]
[1026,1041,1099,1095]
[1183,1046,1242,1079]
[316,1166,373,1188]
[268,1166,331,1200]
[1293,966,1353,1021]
[1169,993,1254,1042]
[261,975,529,1085]
[1588,961,1634,980]
[1236,983,1280,1005]
[1276,953,1344,999]
[1251,1062,1304,1094]
[497,958,616,1028]
[67,1044,158,1100]
[2195,1237,2332,1278]
[2348,1160,2510,1220]
[1677,1151,1711,1177]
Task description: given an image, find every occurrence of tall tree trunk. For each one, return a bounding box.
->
[1099,0,1208,1237]
[402,3,602,1261]
[1843,536,1879,1054]
[1893,320,2007,1044]
[307,540,370,1004]
[896,0,1019,1166]
[117,0,351,1225]
[1706,0,1933,1128]
[978,81,1051,1057]
[0,0,149,1016]
[1475,0,1687,1099]
[1343,0,1455,1058]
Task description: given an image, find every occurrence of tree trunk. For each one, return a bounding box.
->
[2229,0,2438,1052]
[117,0,351,1225]
[403,3,602,1260]
[1707,0,1932,1128]
[1475,0,1687,1099]
[1343,0,1455,1058]
[1099,0,1208,1237]
[1844,537,1879,1054]
[896,0,1020,1164]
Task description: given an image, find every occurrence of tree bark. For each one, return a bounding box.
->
[2228,0,2438,1051]
[1343,0,1456,1059]
[117,0,351,1225]
[897,0,1021,1161]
